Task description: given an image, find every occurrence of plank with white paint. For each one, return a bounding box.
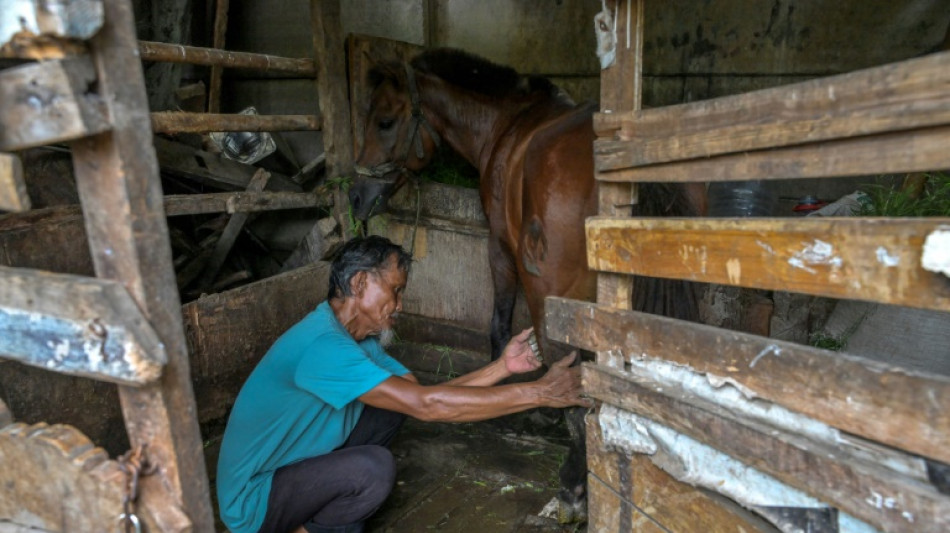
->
[0,266,166,385]
[586,217,950,311]
[547,296,950,466]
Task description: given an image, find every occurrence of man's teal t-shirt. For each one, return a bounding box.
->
[216,301,409,533]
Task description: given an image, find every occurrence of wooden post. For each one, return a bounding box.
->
[595,0,643,368]
[67,0,215,530]
[208,0,230,113]
[310,0,355,240]
[0,153,29,212]
[138,40,315,76]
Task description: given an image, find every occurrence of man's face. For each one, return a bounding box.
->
[354,256,408,337]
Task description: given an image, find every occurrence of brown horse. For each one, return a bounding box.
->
[351,48,704,522]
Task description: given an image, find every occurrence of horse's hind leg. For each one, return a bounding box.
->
[558,406,589,524]
[488,238,518,360]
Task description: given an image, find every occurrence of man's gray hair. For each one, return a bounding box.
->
[327,235,412,300]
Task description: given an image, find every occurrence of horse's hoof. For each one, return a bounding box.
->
[556,491,588,525]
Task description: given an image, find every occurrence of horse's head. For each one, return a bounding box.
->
[351,61,441,221]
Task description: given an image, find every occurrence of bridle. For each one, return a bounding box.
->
[354,63,442,184]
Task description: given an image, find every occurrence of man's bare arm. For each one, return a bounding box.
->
[361,352,587,422]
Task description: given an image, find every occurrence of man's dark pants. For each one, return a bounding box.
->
[256,406,405,533]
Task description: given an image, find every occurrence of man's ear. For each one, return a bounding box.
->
[350,271,368,296]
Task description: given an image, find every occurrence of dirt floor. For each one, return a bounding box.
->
[367,414,586,533]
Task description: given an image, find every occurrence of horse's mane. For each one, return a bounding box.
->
[368,48,566,101]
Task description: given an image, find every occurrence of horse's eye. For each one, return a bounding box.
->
[378,118,395,131]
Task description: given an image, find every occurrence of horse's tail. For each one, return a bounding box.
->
[630,183,704,322]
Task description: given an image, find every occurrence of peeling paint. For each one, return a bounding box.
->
[921,226,950,277]
[788,239,842,274]
[597,407,879,533]
[756,240,775,255]
[598,404,656,455]
[679,244,709,274]
[726,258,741,284]
[706,374,758,400]
[875,246,900,267]
[750,344,782,368]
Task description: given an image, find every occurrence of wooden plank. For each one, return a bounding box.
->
[0,56,110,151]
[586,217,950,311]
[594,0,643,369]
[163,190,328,216]
[67,0,214,529]
[587,475,666,533]
[153,136,301,191]
[0,266,166,385]
[548,296,950,465]
[151,111,321,133]
[594,51,950,171]
[586,416,773,533]
[597,124,950,183]
[197,169,270,289]
[584,364,950,532]
[0,153,29,212]
[0,205,93,275]
[311,0,356,240]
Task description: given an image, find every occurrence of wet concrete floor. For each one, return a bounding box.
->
[367,415,586,533]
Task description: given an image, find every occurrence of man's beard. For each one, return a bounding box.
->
[379,328,396,348]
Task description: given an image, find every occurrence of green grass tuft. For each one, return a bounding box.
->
[856,172,950,217]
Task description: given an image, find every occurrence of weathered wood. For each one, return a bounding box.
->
[598,125,950,184]
[137,40,315,76]
[68,0,214,528]
[208,0,229,113]
[0,205,93,274]
[151,111,321,134]
[594,0,643,369]
[0,56,110,151]
[163,190,328,216]
[0,397,11,428]
[548,296,950,465]
[311,0,355,240]
[197,169,270,289]
[0,266,167,385]
[594,51,950,171]
[280,216,340,272]
[153,136,301,191]
[587,475,666,533]
[0,421,187,533]
[586,217,950,311]
[0,153,29,212]
[584,364,950,532]
[586,415,773,533]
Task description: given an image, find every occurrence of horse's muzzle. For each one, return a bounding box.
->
[348,174,397,221]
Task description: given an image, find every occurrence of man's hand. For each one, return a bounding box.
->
[536,351,593,408]
[501,328,543,374]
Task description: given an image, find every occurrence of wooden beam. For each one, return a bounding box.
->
[207,0,229,113]
[163,190,329,216]
[547,297,950,465]
[586,217,950,311]
[594,51,950,171]
[137,40,315,77]
[597,124,950,183]
[153,136,301,191]
[594,0,643,369]
[0,266,166,385]
[0,56,110,151]
[311,0,356,240]
[196,169,270,289]
[151,111,321,134]
[68,0,214,529]
[0,153,29,212]
[584,364,950,532]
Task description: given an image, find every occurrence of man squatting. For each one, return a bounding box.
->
[217,235,590,533]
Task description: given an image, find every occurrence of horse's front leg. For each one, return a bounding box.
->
[488,238,518,360]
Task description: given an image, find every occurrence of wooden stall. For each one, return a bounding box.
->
[547,0,950,531]
[0,0,351,531]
